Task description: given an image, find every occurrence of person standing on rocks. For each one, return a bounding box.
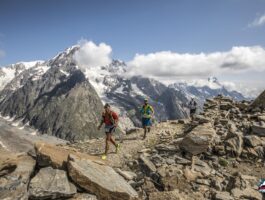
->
[98,103,120,160]
[188,98,197,120]
[140,99,155,139]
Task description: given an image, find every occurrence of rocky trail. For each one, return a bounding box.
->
[0,94,265,199]
[68,122,185,168]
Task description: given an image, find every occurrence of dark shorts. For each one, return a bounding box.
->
[190,109,196,115]
[105,125,116,134]
[142,118,152,127]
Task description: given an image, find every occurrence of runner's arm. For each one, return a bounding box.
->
[150,106,155,115]
[97,114,104,130]
[112,112,119,127]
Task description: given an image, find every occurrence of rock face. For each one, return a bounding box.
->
[0,69,104,141]
[68,155,138,200]
[0,152,36,200]
[105,75,189,126]
[251,122,265,136]
[0,47,104,141]
[251,89,265,110]
[34,142,104,169]
[139,154,157,175]
[29,167,76,199]
[169,77,246,111]
[244,135,263,147]
[225,135,243,157]
[180,123,217,155]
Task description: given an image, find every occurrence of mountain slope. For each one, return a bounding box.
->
[84,63,189,127]
[0,48,104,141]
[169,77,246,109]
[250,89,265,110]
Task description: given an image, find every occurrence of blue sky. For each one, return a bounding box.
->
[0,0,265,96]
[0,0,264,64]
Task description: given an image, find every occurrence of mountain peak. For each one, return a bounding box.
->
[208,76,218,83]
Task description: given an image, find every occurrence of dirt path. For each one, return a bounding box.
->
[69,121,185,168]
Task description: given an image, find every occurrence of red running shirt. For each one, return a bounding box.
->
[102,111,118,126]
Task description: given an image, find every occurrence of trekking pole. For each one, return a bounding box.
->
[117,126,124,143]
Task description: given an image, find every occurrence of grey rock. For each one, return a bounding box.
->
[180,123,217,155]
[193,158,214,177]
[214,191,233,200]
[155,144,178,152]
[116,169,137,181]
[69,193,98,200]
[244,135,263,147]
[139,154,157,175]
[150,154,165,167]
[250,89,265,110]
[194,114,211,123]
[29,167,76,199]
[220,102,233,110]
[68,154,138,200]
[251,122,265,136]
[254,146,265,158]
[213,179,223,191]
[166,158,175,165]
[195,178,211,186]
[231,187,262,200]
[225,135,243,157]
[0,155,36,200]
[175,155,191,165]
[258,115,265,122]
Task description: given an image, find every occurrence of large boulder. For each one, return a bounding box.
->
[251,122,265,137]
[194,115,211,124]
[69,193,98,200]
[244,135,263,147]
[139,154,157,175]
[29,167,76,199]
[0,149,17,177]
[180,123,217,155]
[0,153,36,200]
[220,102,233,110]
[34,142,104,169]
[67,155,138,200]
[231,187,262,200]
[250,89,265,110]
[225,135,243,157]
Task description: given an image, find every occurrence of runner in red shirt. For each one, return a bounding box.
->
[98,103,120,160]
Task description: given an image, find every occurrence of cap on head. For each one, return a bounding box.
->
[144,98,148,103]
[104,103,110,109]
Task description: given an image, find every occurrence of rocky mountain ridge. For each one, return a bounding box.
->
[0,47,104,141]
[0,46,248,141]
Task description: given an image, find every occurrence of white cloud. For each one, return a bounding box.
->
[126,46,265,79]
[222,81,264,98]
[73,40,112,70]
[0,49,5,58]
[248,14,265,27]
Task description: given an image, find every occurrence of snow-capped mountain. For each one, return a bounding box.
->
[0,61,44,91]
[0,46,104,141]
[82,59,189,128]
[169,76,246,109]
